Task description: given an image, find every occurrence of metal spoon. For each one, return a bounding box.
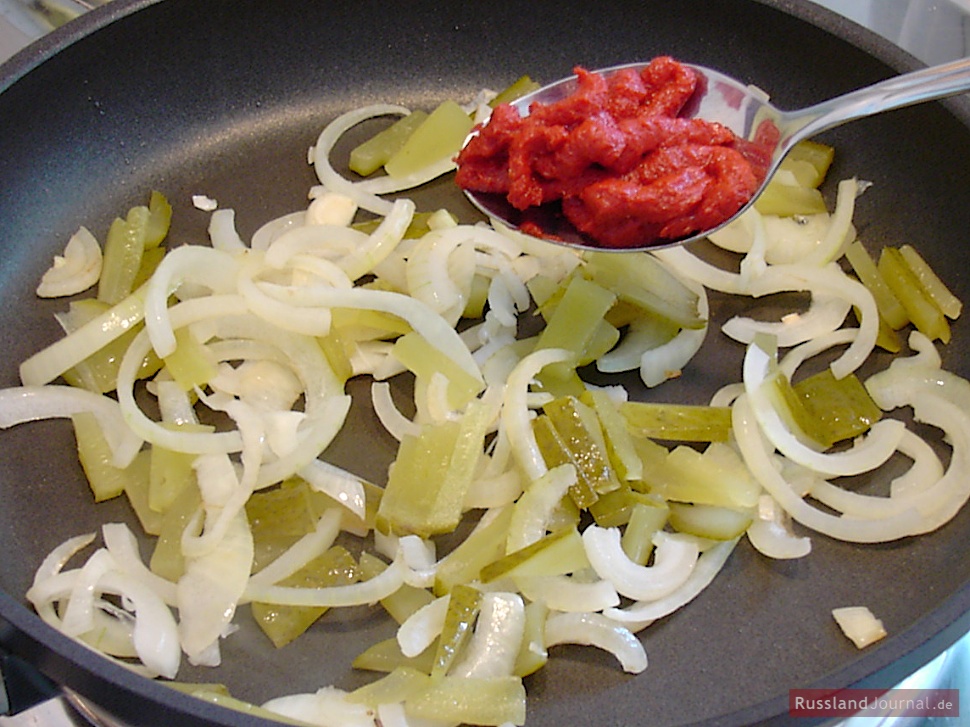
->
[462,57,970,251]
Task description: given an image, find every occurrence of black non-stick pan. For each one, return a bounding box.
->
[2,1,970,725]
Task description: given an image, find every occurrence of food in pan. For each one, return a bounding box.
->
[0,74,966,726]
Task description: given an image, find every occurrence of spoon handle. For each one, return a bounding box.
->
[783,57,970,143]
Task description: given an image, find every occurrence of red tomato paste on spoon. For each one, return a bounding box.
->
[456,57,773,249]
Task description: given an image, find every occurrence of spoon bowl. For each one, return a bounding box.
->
[463,57,970,252]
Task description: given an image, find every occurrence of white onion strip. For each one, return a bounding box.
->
[544,612,647,674]
[603,538,738,631]
[243,551,408,607]
[311,105,410,216]
[732,394,925,542]
[0,385,142,468]
[583,527,699,602]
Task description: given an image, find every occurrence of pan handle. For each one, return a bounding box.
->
[0,647,59,716]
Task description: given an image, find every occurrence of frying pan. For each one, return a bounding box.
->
[1,1,970,725]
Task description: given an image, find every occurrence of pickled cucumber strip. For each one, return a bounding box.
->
[845,240,909,329]
[97,192,172,305]
[634,439,760,510]
[668,502,752,540]
[792,368,882,448]
[621,500,669,565]
[588,485,663,528]
[353,637,437,674]
[122,451,162,536]
[534,275,617,395]
[97,217,145,306]
[432,583,481,678]
[149,480,202,581]
[149,423,211,513]
[163,327,218,391]
[143,191,174,249]
[619,400,732,442]
[533,396,620,508]
[316,329,354,385]
[583,252,703,330]
[71,411,128,502]
[384,100,474,179]
[786,140,835,185]
[754,180,827,216]
[898,244,962,319]
[434,507,513,596]
[480,527,588,583]
[878,246,950,342]
[405,675,526,726]
[347,666,432,707]
[378,399,490,537]
[391,331,483,409]
[251,546,359,648]
[349,110,429,177]
[512,599,549,677]
[489,75,541,107]
[246,479,319,572]
[581,389,642,482]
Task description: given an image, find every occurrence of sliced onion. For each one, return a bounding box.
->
[603,538,737,631]
[208,209,247,253]
[515,574,619,613]
[544,611,647,674]
[397,594,450,658]
[144,245,241,358]
[743,337,904,477]
[20,286,147,387]
[262,686,376,727]
[732,394,925,542]
[244,551,408,607]
[583,527,699,602]
[639,281,709,388]
[506,463,577,552]
[0,385,142,468]
[298,460,367,522]
[371,381,421,441]
[499,348,572,482]
[177,510,253,664]
[801,178,859,266]
[746,495,811,559]
[450,592,525,679]
[311,104,410,216]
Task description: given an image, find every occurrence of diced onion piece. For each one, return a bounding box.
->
[36,226,103,298]
[832,606,887,649]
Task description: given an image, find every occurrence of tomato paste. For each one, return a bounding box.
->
[455,57,772,249]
